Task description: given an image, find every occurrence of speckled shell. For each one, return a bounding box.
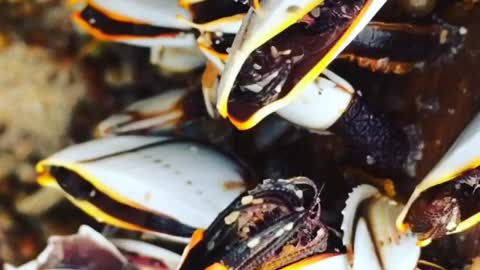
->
[396,113,480,234]
[215,0,387,130]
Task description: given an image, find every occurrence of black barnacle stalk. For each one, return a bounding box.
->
[330,96,412,177]
[339,21,465,74]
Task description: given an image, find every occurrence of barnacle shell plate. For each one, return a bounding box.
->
[343,185,421,270]
[37,136,247,235]
[88,0,192,29]
[95,89,189,137]
[277,70,354,131]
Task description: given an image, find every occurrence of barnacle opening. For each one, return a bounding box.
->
[73,5,183,42]
[180,0,248,25]
[37,164,195,237]
[405,166,480,242]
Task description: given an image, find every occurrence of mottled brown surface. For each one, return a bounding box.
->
[398,11,480,191]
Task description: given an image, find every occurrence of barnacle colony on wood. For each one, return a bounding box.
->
[10,0,480,269]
